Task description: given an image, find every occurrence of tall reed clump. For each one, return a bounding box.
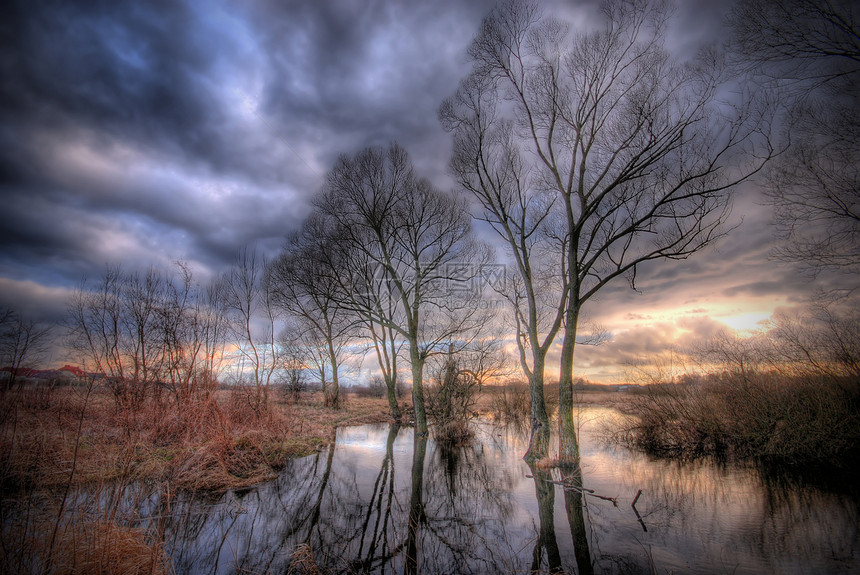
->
[613,374,860,467]
[488,382,559,426]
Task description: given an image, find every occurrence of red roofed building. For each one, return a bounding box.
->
[59,365,85,378]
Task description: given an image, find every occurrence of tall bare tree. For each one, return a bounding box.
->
[731,0,860,279]
[353,255,408,421]
[219,246,281,412]
[314,143,487,434]
[270,216,355,408]
[442,0,770,462]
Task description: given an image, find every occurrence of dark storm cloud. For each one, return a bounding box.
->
[2,1,224,168]
[247,0,496,175]
[0,0,495,294]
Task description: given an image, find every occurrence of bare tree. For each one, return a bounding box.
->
[356,260,407,421]
[278,312,356,405]
[442,0,770,462]
[0,306,52,390]
[731,0,859,87]
[219,246,281,412]
[275,210,407,419]
[426,337,511,440]
[68,266,156,407]
[314,143,488,434]
[66,264,223,406]
[730,0,860,278]
[278,321,309,404]
[156,263,226,402]
[270,215,355,408]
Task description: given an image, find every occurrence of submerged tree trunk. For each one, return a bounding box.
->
[562,465,594,575]
[524,354,551,462]
[528,463,564,574]
[405,433,428,575]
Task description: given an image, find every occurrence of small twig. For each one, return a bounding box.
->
[545,478,595,493]
[542,478,617,504]
[632,488,642,508]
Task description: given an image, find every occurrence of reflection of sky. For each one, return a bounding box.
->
[93,412,860,574]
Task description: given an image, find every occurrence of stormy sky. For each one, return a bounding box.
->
[0,0,841,381]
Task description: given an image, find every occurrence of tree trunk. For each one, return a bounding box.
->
[409,344,427,434]
[327,339,340,408]
[385,374,401,422]
[524,355,551,462]
[558,302,581,466]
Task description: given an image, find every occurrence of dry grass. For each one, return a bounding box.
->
[50,519,168,575]
[3,510,170,575]
[1,385,394,493]
[477,384,615,423]
[610,374,860,467]
[287,543,320,575]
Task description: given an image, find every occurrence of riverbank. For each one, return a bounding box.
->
[0,385,394,493]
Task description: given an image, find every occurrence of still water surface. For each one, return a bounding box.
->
[151,406,857,574]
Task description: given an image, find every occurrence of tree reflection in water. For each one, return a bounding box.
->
[156,423,534,574]
[405,432,426,575]
[562,466,594,575]
[95,411,858,574]
[528,464,564,574]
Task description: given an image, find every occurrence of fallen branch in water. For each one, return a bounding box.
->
[631,489,647,532]
[524,474,618,504]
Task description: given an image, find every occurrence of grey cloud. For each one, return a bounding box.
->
[722,280,792,298]
[0,0,497,294]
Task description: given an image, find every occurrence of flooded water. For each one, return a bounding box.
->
[146,406,857,574]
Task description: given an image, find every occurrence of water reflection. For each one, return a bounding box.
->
[529,464,564,573]
[99,407,858,574]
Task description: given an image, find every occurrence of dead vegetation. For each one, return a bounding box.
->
[610,375,860,467]
[0,382,394,574]
[1,384,392,493]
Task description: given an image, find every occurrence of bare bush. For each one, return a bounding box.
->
[488,382,532,425]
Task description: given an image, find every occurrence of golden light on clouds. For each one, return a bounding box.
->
[718,311,772,333]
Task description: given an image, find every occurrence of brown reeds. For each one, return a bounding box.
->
[50,519,168,575]
[611,374,860,466]
[1,385,391,494]
[287,543,320,575]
